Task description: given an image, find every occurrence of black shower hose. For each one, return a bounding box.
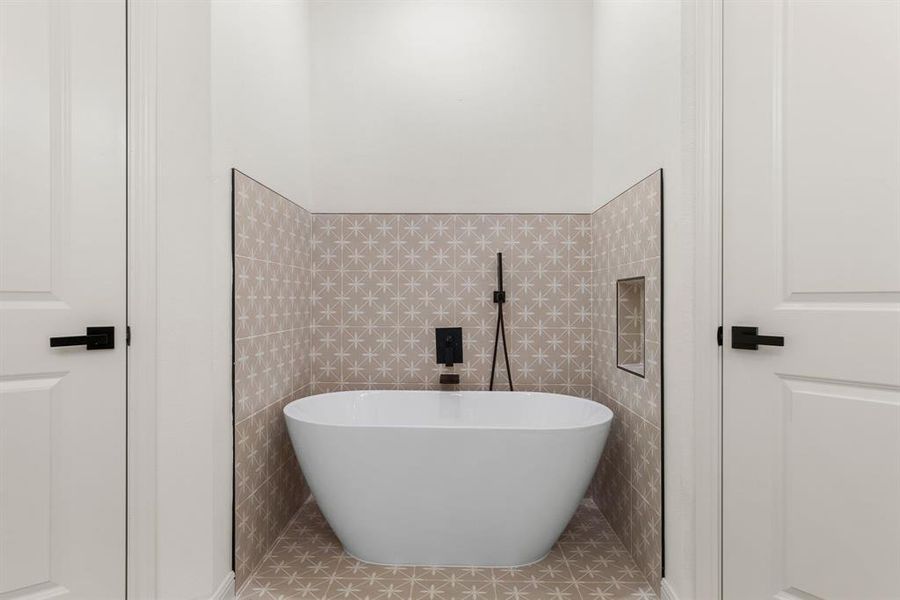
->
[489,252,513,391]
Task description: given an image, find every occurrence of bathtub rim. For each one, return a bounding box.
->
[283,389,613,432]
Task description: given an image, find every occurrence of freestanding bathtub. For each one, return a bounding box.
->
[283,390,612,567]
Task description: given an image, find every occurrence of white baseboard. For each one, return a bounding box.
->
[660,578,680,600]
[208,571,235,600]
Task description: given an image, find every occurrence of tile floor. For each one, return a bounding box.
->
[237,499,658,600]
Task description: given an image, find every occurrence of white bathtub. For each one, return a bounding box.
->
[283,390,612,567]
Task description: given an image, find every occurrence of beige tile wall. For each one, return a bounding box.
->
[232,176,663,593]
[308,214,593,396]
[590,170,663,593]
[233,170,312,590]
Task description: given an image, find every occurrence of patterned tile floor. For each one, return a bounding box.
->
[238,499,658,600]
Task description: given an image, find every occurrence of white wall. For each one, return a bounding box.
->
[154,1,221,597]
[149,2,313,598]
[592,2,696,598]
[593,1,681,207]
[308,0,593,213]
[212,0,312,206]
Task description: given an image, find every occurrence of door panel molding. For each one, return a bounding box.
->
[0,0,70,301]
[779,377,900,598]
[779,1,900,299]
[0,375,62,594]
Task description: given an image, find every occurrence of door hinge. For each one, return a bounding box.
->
[717,325,723,346]
[126,325,131,346]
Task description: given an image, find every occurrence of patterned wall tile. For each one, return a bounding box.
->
[454,271,494,327]
[310,271,341,327]
[631,496,662,589]
[570,329,593,387]
[590,170,663,595]
[508,271,570,328]
[453,214,513,270]
[233,171,312,591]
[234,414,259,506]
[311,214,342,270]
[644,258,661,343]
[234,489,266,585]
[234,256,266,340]
[508,214,569,271]
[633,416,662,511]
[234,174,268,262]
[342,214,399,270]
[568,214,594,272]
[309,214,592,393]
[341,271,399,326]
[399,214,456,270]
[571,272,593,328]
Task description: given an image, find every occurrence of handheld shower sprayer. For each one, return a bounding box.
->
[489,252,514,391]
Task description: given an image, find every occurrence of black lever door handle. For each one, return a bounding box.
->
[731,326,784,350]
[50,326,115,350]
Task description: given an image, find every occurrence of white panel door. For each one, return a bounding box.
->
[723,1,900,599]
[0,1,126,598]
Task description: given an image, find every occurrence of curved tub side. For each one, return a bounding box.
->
[285,414,611,567]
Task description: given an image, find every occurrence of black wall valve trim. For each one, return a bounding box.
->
[435,327,463,367]
[731,326,784,350]
[50,326,115,350]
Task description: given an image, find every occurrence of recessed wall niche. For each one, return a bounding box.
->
[617,276,646,377]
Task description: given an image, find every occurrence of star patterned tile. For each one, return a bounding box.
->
[309,213,592,397]
[234,170,314,588]
[590,171,662,594]
[237,499,658,600]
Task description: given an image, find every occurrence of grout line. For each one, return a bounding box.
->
[235,327,311,344]
[235,386,310,425]
[233,252,314,269]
